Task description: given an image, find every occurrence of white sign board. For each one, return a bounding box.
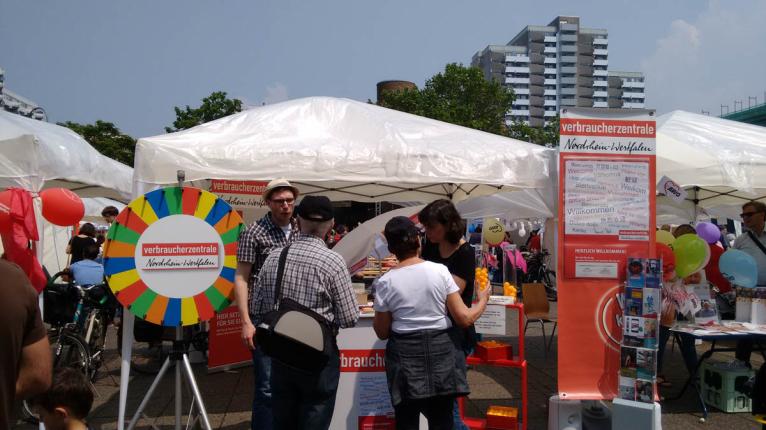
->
[657,175,688,203]
[475,304,507,335]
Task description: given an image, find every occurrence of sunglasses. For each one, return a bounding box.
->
[270,198,295,206]
[741,211,762,219]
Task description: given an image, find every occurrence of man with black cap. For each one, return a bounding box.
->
[253,195,359,429]
[234,178,300,430]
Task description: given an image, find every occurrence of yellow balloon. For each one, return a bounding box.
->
[656,230,675,245]
[483,218,506,246]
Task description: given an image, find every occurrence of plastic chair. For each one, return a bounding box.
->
[522,283,557,357]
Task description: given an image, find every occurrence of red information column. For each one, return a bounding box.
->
[557,108,656,399]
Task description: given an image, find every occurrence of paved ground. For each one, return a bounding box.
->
[15,302,764,429]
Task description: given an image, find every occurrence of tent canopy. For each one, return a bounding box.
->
[0,111,133,201]
[134,97,556,202]
[657,110,766,211]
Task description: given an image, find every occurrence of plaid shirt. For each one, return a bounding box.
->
[252,234,359,328]
[237,213,298,312]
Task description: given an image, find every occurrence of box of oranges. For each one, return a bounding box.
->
[475,340,513,362]
[485,405,518,429]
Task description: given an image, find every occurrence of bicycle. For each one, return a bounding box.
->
[21,273,117,423]
[524,249,557,301]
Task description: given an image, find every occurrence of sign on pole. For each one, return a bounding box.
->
[103,187,244,326]
[557,108,656,399]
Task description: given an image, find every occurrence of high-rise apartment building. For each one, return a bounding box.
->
[472,16,645,127]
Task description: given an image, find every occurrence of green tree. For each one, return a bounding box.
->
[165,91,243,133]
[59,120,136,165]
[508,115,560,147]
[378,63,514,136]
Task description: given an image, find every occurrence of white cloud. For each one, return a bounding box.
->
[641,1,766,116]
[263,82,289,105]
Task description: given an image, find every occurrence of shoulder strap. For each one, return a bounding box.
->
[273,245,291,308]
[747,231,766,257]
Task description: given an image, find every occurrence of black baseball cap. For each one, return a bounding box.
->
[384,216,421,242]
[296,196,334,222]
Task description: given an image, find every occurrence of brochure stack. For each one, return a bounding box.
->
[618,258,662,403]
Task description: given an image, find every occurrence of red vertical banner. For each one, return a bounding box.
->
[557,109,656,399]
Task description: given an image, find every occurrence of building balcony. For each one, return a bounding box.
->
[544,57,557,64]
[544,89,557,96]
[505,55,530,63]
[544,68,557,75]
[560,55,577,63]
[560,45,577,53]
[506,77,529,85]
[559,34,578,42]
[578,87,594,97]
[529,85,544,97]
[560,97,576,106]
[544,109,558,117]
[623,102,646,109]
[594,49,608,56]
[544,99,557,107]
[505,66,529,74]
[544,46,557,54]
[511,109,530,116]
[513,87,530,95]
[593,90,608,98]
[593,101,608,108]
[622,81,645,89]
[593,80,608,87]
[593,37,608,45]
[560,66,577,74]
[560,87,577,96]
[560,77,576,85]
[593,69,608,77]
[544,35,557,43]
[594,59,608,66]
[515,98,530,105]
[529,75,544,85]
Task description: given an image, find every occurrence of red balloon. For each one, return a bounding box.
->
[705,243,731,293]
[0,190,11,232]
[656,243,676,281]
[40,188,84,226]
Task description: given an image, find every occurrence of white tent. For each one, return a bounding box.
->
[0,111,133,200]
[656,110,766,222]
[134,96,555,202]
[121,96,557,429]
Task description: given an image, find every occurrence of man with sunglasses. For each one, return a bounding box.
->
[733,201,766,366]
[234,178,300,430]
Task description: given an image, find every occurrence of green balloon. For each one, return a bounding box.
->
[672,233,710,278]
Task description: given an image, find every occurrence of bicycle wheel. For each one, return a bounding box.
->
[83,309,108,378]
[54,331,91,377]
[543,270,558,301]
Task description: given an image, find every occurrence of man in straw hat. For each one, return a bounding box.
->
[234,178,300,430]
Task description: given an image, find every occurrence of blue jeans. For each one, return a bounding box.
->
[271,341,340,430]
[251,347,273,430]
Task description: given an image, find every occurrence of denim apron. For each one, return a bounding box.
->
[385,327,470,406]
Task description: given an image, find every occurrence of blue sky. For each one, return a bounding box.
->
[1,0,764,138]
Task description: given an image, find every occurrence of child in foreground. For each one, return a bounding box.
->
[30,367,94,430]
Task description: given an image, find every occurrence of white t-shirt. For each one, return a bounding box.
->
[280,223,292,238]
[373,261,460,333]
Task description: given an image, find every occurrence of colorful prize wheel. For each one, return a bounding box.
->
[103,187,244,326]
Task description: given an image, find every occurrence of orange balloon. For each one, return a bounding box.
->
[40,188,84,226]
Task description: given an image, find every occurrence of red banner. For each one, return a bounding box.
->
[207,306,251,370]
[557,109,656,399]
[340,349,386,372]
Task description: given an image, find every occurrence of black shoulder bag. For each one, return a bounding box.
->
[255,245,335,374]
[747,231,766,257]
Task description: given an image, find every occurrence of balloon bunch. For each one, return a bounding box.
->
[656,223,758,289]
[475,267,489,291]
